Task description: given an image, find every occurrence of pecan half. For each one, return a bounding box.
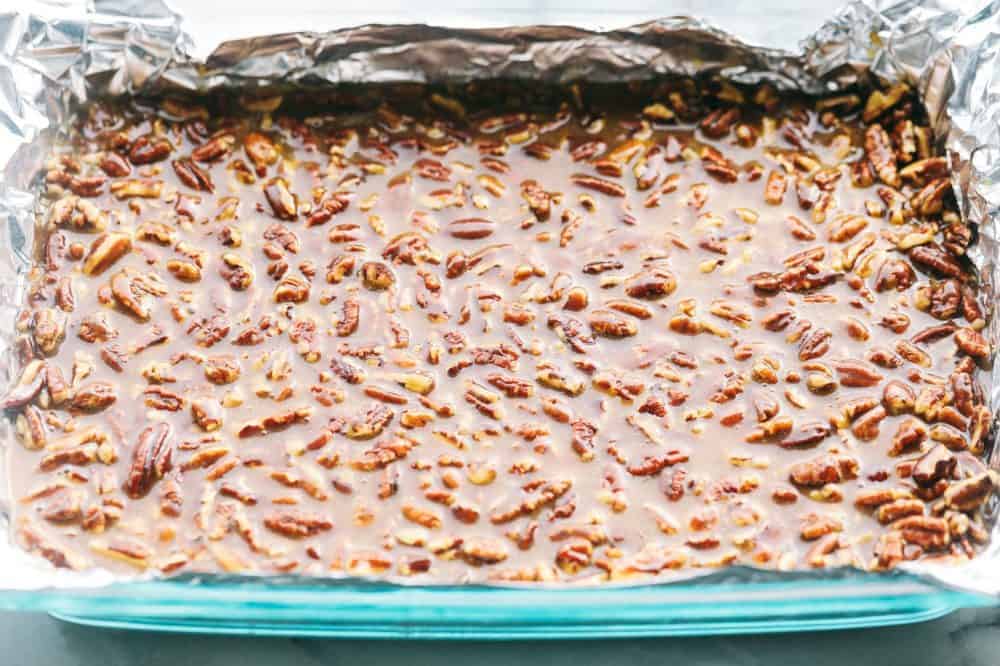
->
[123,422,173,499]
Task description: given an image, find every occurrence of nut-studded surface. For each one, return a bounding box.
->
[5,81,996,582]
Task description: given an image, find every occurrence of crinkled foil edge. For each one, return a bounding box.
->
[0,0,998,593]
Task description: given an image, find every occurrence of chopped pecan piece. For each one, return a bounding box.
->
[264,511,333,538]
[789,454,859,487]
[238,407,313,438]
[626,449,689,476]
[71,381,117,412]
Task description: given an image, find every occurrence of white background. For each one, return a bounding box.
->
[168,0,831,56]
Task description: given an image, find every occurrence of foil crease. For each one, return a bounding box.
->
[1,0,999,593]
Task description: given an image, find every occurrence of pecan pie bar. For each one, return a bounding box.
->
[5,80,994,581]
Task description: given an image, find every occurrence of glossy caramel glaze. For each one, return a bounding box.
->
[5,81,995,582]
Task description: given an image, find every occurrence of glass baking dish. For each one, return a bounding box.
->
[1,0,998,640]
[0,572,991,637]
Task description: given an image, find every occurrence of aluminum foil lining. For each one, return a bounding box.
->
[1,0,999,593]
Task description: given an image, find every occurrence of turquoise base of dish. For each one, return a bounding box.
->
[50,602,957,638]
[1,572,990,638]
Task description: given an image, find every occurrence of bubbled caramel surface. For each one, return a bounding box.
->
[5,82,996,582]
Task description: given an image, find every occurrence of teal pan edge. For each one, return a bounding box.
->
[1,573,991,638]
